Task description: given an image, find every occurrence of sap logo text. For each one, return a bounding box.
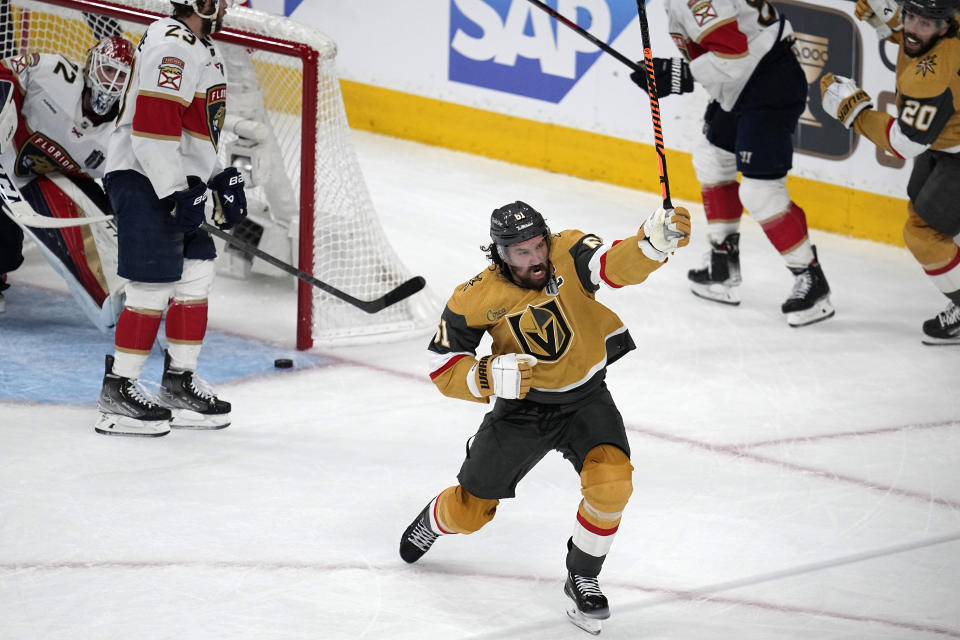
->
[449,0,639,103]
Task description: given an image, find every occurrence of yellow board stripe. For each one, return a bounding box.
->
[340,80,907,247]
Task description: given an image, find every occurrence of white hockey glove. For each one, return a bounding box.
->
[856,0,901,38]
[470,353,538,400]
[820,73,873,129]
[0,80,18,152]
[639,206,691,260]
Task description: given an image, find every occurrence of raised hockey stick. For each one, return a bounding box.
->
[523,0,643,73]
[199,222,427,314]
[635,0,673,209]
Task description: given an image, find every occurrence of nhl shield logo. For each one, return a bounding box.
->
[506,299,573,362]
[206,84,226,151]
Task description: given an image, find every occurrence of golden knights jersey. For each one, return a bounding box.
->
[106,16,227,199]
[0,53,115,188]
[856,27,960,157]
[428,228,665,405]
[665,0,794,110]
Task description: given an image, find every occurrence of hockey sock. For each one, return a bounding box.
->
[924,247,960,298]
[113,307,163,379]
[434,485,497,534]
[701,182,743,243]
[759,203,814,267]
[165,299,208,371]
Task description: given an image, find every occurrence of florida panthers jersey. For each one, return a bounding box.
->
[106,16,226,199]
[665,0,793,110]
[856,29,960,158]
[0,53,114,188]
[428,229,665,405]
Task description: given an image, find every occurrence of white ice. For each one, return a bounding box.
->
[1,131,958,639]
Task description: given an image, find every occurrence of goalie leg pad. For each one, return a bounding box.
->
[0,209,24,273]
[435,485,499,534]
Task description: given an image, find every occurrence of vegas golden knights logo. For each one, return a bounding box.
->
[506,299,573,362]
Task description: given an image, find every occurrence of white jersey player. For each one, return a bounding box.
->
[95,0,247,438]
[634,0,834,326]
[0,36,134,325]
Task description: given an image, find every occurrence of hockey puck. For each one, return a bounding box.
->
[274,358,294,369]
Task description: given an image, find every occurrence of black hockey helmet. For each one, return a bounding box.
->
[489,201,550,247]
[899,0,960,20]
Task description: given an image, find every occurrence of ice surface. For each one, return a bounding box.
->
[0,131,957,639]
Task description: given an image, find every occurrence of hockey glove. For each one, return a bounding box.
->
[639,206,691,260]
[630,58,694,98]
[166,176,207,232]
[470,353,538,400]
[820,73,873,129]
[856,0,901,38]
[208,167,247,230]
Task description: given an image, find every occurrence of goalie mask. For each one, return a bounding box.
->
[83,36,134,117]
[898,0,960,21]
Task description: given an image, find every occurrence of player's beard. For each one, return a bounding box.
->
[509,261,551,290]
[903,29,939,57]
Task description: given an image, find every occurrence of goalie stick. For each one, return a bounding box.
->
[50,174,427,314]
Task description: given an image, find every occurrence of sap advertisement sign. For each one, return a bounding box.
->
[449,0,639,103]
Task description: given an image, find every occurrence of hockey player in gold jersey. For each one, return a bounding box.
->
[821,0,960,344]
[399,200,690,633]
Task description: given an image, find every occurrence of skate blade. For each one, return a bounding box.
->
[94,413,170,437]
[690,282,741,305]
[921,335,960,346]
[169,409,231,430]
[566,608,603,635]
[785,299,835,327]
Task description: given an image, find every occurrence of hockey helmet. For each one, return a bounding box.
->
[83,36,134,116]
[170,0,242,21]
[898,0,960,20]
[490,201,550,248]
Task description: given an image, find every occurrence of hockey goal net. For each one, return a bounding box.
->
[0,0,437,349]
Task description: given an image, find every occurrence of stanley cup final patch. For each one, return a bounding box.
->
[205,84,227,150]
[157,56,185,91]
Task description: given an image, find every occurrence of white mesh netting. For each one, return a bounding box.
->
[1,0,438,347]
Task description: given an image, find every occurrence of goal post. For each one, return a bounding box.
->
[1,0,439,349]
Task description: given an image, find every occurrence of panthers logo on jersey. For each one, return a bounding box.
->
[506,299,574,362]
[206,84,226,151]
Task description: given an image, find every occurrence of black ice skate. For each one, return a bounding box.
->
[157,350,231,429]
[781,246,834,327]
[688,233,742,305]
[564,572,610,635]
[399,503,440,563]
[921,301,960,345]
[94,355,171,437]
